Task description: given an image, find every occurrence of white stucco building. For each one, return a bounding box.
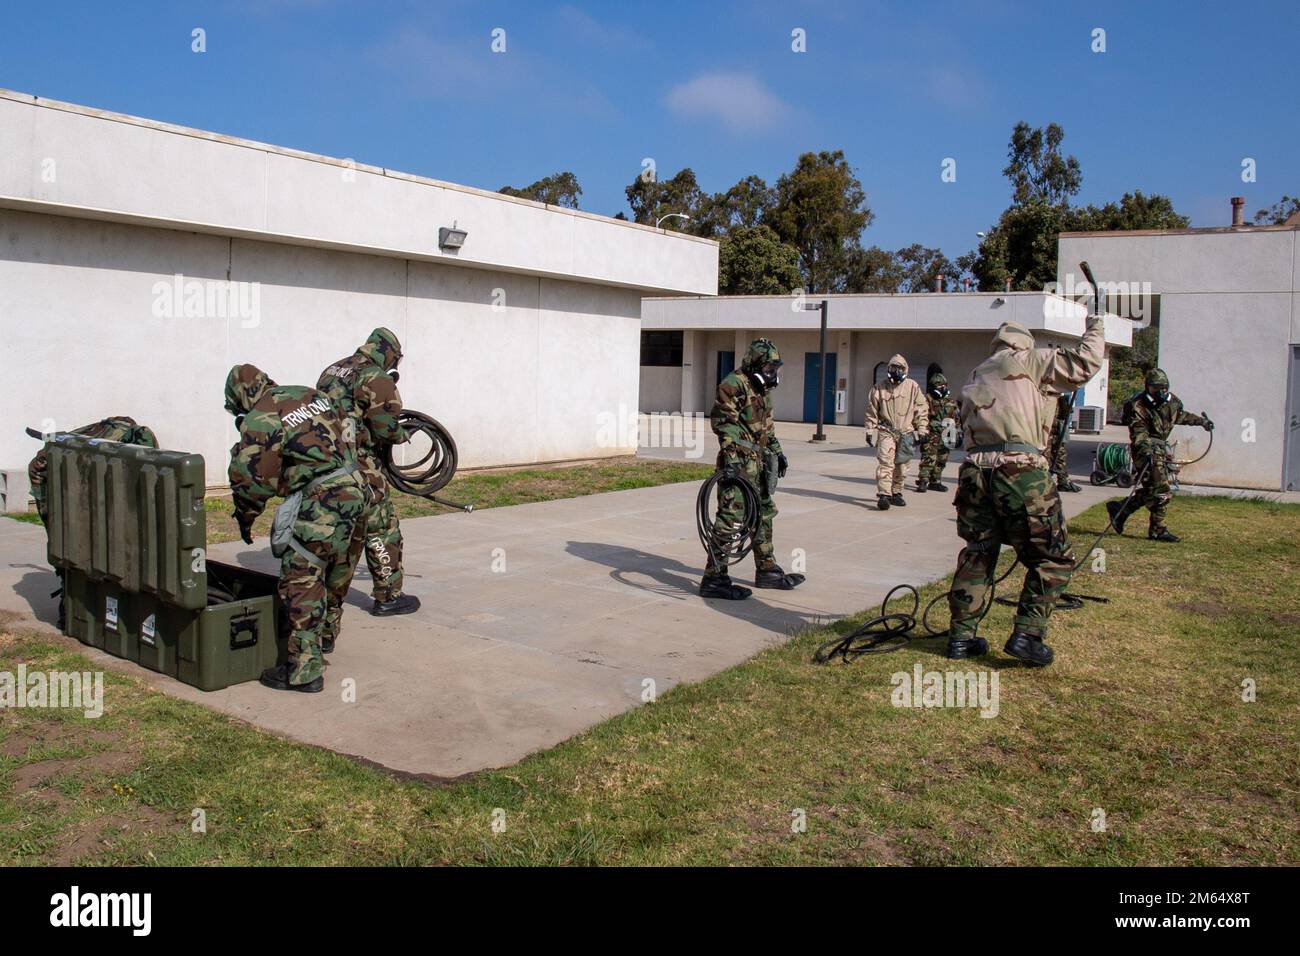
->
[640,291,1131,430]
[0,89,717,501]
[1059,218,1300,491]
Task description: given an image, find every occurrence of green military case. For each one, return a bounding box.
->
[44,435,285,691]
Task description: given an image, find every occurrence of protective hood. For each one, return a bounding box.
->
[357,327,403,372]
[741,337,782,372]
[1145,368,1170,389]
[991,321,1035,353]
[929,372,948,389]
[224,364,276,415]
[888,354,909,374]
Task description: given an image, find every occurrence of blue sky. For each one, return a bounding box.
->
[2,0,1296,259]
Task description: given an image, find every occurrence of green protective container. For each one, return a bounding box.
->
[44,435,285,691]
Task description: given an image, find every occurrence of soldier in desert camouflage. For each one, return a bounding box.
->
[700,338,804,600]
[865,354,928,510]
[26,416,159,630]
[945,315,1105,666]
[224,364,369,692]
[318,327,419,616]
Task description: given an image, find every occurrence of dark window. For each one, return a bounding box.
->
[641,330,683,367]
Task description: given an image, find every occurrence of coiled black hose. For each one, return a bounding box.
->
[380,410,475,512]
[696,468,761,571]
[814,463,1152,664]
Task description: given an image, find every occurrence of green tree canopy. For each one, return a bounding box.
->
[498,171,583,209]
[1004,121,1082,206]
[1254,195,1300,225]
[624,167,708,230]
[764,150,874,293]
[717,224,803,295]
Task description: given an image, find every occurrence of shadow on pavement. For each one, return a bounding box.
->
[565,541,841,637]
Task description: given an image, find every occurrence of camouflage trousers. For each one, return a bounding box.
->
[916,433,950,484]
[704,453,777,577]
[874,430,908,496]
[279,474,368,685]
[360,467,404,602]
[1115,448,1172,534]
[947,460,1076,639]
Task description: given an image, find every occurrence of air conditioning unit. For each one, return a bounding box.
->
[1074,405,1105,434]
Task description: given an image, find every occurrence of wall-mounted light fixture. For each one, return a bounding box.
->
[438,221,468,250]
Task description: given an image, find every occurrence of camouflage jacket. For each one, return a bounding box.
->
[925,393,960,434]
[1122,392,1207,456]
[27,417,158,522]
[961,316,1105,466]
[710,369,783,463]
[316,344,408,476]
[224,364,354,526]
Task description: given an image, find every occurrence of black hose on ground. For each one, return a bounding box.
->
[380,410,475,512]
[814,463,1152,664]
[696,468,761,572]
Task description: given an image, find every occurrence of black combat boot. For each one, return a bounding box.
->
[927,480,947,492]
[1004,631,1054,666]
[946,636,989,659]
[259,664,324,693]
[1106,499,1130,535]
[370,593,421,616]
[700,574,752,600]
[1059,478,1081,493]
[877,495,891,511]
[755,565,806,589]
[1149,527,1180,543]
[914,481,928,493]
[322,636,335,655]
[890,493,907,507]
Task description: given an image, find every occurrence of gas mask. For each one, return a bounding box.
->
[888,366,906,385]
[754,362,781,391]
[932,385,949,399]
[1145,387,1169,406]
[390,370,400,384]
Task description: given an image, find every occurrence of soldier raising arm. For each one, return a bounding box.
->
[945,315,1105,667]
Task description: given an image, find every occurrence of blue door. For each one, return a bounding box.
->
[803,353,837,424]
[717,350,735,387]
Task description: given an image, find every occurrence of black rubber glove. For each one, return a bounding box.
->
[777,453,788,478]
[237,512,255,545]
[865,432,874,447]
[1203,416,1214,431]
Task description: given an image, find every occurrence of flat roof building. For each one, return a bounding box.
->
[0,89,717,498]
[1059,218,1300,491]
[640,291,1131,431]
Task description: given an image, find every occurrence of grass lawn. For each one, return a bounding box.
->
[1,496,1297,865]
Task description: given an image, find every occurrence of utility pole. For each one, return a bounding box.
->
[802,299,830,441]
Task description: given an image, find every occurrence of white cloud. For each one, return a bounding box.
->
[665,71,790,133]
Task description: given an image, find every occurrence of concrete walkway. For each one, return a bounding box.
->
[0,420,1230,778]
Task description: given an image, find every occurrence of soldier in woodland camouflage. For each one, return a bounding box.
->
[1047,390,1081,492]
[1108,368,1213,543]
[224,364,369,692]
[945,315,1106,666]
[700,338,804,600]
[916,371,959,493]
[865,354,928,510]
[26,416,159,630]
[318,327,420,616]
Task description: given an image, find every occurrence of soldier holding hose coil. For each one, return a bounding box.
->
[317,327,420,617]
[699,338,804,600]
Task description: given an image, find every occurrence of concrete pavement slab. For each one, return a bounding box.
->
[0,422,1150,777]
